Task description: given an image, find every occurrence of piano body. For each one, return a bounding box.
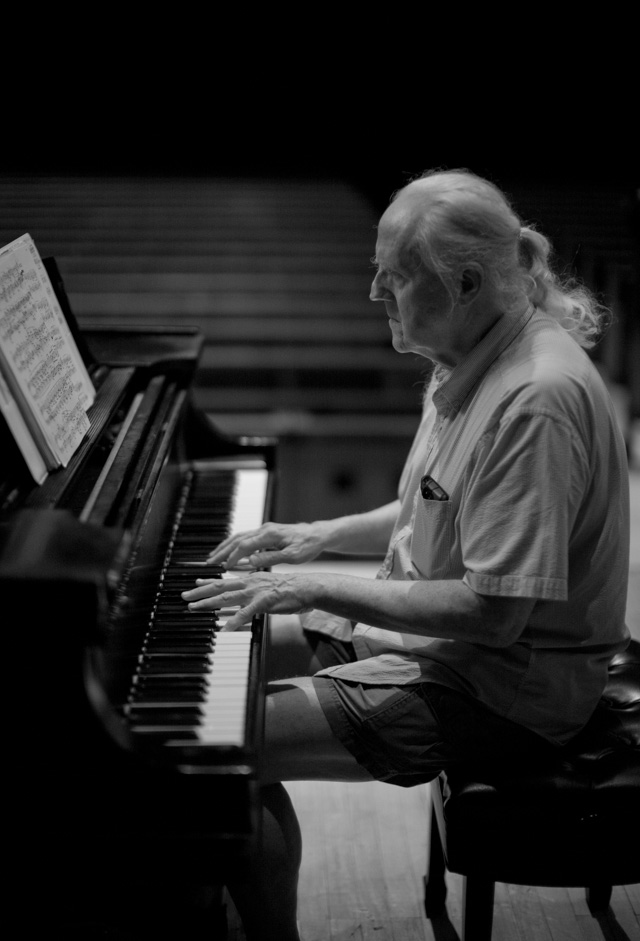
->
[1,262,276,936]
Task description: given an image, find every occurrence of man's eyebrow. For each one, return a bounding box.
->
[373,258,406,276]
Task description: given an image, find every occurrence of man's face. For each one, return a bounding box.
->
[370,209,457,366]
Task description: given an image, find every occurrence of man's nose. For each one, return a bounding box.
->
[370,271,386,301]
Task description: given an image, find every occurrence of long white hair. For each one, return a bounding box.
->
[394,168,609,350]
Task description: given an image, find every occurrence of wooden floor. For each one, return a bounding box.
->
[225,779,640,941]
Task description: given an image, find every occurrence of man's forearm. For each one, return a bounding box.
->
[305,572,534,647]
[319,501,400,556]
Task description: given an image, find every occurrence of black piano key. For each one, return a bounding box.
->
[153,622,218,633]
[144,629,215,640]
[157,576,221,589]
[142,634,214,644]
[129,677,210,700]
[135,671,212,681]
[126,706,206,724]
[129,729,201,741]
[132,692,212,705]
[129,690,206,704]
[129,680,209,693]
[141,641,213,655]
[152,604,206,615]
[137,660,212,675]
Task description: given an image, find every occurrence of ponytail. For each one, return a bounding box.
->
[519,226,609,350]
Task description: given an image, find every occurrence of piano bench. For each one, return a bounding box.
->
[423,638,640,941]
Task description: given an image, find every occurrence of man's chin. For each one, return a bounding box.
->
[391,335,409,353]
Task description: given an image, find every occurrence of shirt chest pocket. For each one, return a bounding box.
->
[409,497,455,579]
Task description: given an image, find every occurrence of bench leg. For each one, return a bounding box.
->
[424,798,447,916]
[586,884,612,913]
[462,874,495,941]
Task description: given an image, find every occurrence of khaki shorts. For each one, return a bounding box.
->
[309,633,556,787]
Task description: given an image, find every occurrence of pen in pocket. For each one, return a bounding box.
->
[420,474,449,501]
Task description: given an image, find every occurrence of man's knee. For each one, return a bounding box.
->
[266,615,323,680]
[261,679,373,783]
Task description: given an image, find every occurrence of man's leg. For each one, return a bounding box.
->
[225,676,373,940]
[224,782,302,941]
[262,675,375,783]
[265,614,330,680]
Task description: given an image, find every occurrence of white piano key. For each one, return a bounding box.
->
[229,469,268,535]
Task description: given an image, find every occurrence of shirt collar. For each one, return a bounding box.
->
[433,304,535,414]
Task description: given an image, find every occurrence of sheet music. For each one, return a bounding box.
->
[0,234,95,467]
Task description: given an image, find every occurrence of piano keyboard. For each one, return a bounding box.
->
[124,461,268,749]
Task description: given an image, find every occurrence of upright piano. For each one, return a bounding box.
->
[1,261,277,937]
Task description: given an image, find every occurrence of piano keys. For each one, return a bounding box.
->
[123,460,268,751]
[0,294,277,935]
[127,632,254,747]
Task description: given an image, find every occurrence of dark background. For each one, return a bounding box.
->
[6,18,637,210]
[8,95,637,204]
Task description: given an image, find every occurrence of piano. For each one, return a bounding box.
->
[1,261,277,938]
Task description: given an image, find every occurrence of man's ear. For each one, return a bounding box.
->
[459,265,482,304]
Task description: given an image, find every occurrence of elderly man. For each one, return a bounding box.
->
[184,168,630,941]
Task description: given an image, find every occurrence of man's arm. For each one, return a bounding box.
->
[309,573,536,647]
[184,569,535,647]
[207,501,400,568]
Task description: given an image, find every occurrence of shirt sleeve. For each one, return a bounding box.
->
[459,407,590,600]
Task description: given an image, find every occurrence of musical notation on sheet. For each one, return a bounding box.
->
[0,234,95,469]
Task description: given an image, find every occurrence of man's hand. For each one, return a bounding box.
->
[182,571,314,631]
[206,521,333,570]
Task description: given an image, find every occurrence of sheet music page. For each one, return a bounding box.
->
[0,367,48,483]
[0,234,95,467]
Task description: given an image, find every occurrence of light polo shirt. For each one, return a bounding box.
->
[310,305,630,743]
